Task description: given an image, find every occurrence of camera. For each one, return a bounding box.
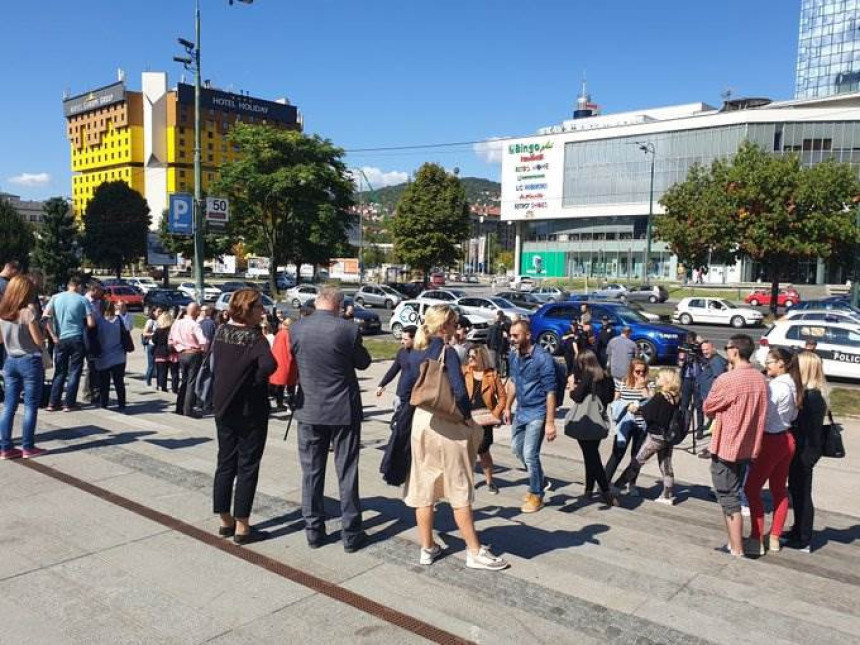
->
[677,339,703,372]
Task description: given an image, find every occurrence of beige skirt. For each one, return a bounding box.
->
[403,407,482,509]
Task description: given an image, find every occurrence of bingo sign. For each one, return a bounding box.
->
[205,197,229,232]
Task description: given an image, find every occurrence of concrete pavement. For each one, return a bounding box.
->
[0,348,858,643]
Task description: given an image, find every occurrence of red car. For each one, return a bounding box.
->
[744,287,801,308]
[104,285,145,311]
[429,273,446,287]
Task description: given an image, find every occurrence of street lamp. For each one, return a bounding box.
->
[635,141,656,284]
[174,0,254,304]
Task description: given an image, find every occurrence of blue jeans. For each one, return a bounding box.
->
[50,337,85,408]
[511,417,546,496]
[144,342,155,386]
[0,353,44,451]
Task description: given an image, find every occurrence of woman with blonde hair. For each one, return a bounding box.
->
[784,350,828,553]
[613,368,681,504]
[153,311,179,393]
[401,305,508,571]
[463,344,507,494]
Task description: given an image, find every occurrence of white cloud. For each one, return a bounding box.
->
[8,172,51,187]
[473,137,504,165]
[352,166,409,189]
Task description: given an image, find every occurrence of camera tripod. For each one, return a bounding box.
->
[681,379,711,458]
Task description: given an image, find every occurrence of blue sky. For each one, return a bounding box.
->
[0,0,801,200]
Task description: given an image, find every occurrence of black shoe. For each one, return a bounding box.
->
[218,524,236,538]
[307,531,327,549]
[233,529,267,545]
[343,531,368,553]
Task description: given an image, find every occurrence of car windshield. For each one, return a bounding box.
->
[450,289,467,298]
[715,299,736,309]
[164,291,185,299]
[490,297,515,308]
[379,286,399,296]
[612,305,650,323]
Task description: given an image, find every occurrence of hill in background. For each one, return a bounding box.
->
[356,176,500,213]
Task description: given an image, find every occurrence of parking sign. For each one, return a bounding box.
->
[168,193,193,235]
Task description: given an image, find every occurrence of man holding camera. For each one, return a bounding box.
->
[678,332,704,440]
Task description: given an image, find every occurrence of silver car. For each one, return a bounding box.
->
[286,284,321,308]
[455,296,532,322]
[354,284,402,309]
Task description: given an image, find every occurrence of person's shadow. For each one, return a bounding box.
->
[475,522,610,559]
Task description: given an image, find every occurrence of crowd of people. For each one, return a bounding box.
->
[0,264,836,563]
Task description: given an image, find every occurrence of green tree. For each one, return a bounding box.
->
[391,163,470,283]
[656,141,860,312]
[496,250,513,274]
[0,196,35,269]
[82,181,151,279]
[213,125,355,291]
[32,197,80,292]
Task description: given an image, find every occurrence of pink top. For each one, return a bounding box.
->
[704,363,769,462]
[168,317,208,352]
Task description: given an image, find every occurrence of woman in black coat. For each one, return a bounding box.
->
[567,349,617,506]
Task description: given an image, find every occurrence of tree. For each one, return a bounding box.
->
[391,163,470,283]
[656,141,860,312]
[32,197,80,292]
[496,250,514,274]
[0,196,35,269]
[213,125,355,291]
[158,210,233,262]
[82,181,151,278]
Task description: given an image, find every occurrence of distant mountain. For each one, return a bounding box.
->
[356,176,500,213]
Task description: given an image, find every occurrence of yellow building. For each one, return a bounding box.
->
[65,72,301,223]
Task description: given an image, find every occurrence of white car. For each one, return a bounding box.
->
[416,289,467,305]
[286,284,321,308]
[455,296,532,322]
[756,320,860,380]
[177,281,222,302]
[389,300,488,343]
[125,277,158,294]
[781,309,860,326]
[673,297,763,328]
[509,276,535,292]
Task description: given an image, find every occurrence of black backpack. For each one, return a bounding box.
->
[662,402,687,446]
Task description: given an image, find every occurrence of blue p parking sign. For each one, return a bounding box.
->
[168,193,193,235]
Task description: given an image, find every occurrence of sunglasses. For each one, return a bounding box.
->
[634,369,646,375]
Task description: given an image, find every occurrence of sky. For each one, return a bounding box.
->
[0,0,802,200]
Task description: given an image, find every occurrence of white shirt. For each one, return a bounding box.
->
[764,373,798,434]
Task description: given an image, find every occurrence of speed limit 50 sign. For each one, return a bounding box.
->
[205,197,229,231]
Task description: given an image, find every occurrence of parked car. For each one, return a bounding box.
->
[491,275,511,290]
[781,309,860,326]
[354,284,402,309]
[275,273,296,290]
[286,284,322,308]
[177,281,222,302]
[103,285,144,311]
[463,274,480,284]
[530,300,688,364]
[494,290,543,310]
[447,272,463,282]
[125,277,159,294]
[744,287,801,308]
[143,289,193,315]
[416,289,467,304]
[101,278,134,289]
[389,300,488,343]
[219,280,268,294]
[429,273,446,287]
[387,281,423,299]
[673,297,763,328]
[756,320,860,380]
[454,296,533,322]
[508,275,535,292]
[531,286,568,303]
[791,298,860,314]
[626,284,669,304]
[591,283,629,300]
[342,297,381,335]
[215,291,280,317]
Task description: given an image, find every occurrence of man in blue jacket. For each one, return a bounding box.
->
[695,340,728,456]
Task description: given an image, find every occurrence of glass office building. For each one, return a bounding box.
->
[796,0,860,99]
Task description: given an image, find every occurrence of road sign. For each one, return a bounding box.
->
[168,193,193,235]
[205,197,229,231]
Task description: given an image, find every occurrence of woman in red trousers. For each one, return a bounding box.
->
[269,318,298,409]
[744,347,803,555]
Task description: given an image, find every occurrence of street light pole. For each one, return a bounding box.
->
[192,0,204,305]
[636,142,656,284]
[851,207,860,308]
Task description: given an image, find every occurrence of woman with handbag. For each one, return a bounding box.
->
[403,305,508,571]
[784,351,828,553]
[0,276,47,459]
[566,349,617,506]
[463,345,507,494]
[604,358,652,491]
[613,368,681,505]
[95,300,128,410]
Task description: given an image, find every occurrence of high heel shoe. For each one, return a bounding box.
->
[218,524,236,538]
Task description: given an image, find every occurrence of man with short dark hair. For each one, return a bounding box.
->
[595,316,614,368]
[450,317,473,363]
[486,310,509,375]
[45,276,95,411]
[703,334,769,557]
[606,326,637,385]
[169,302,209,417]
[0,261,20,301]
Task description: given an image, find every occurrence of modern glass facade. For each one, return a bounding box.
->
[796,0,860,99]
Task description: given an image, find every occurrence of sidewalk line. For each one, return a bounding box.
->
[16,459,474,645]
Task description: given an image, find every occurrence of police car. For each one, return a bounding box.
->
[389,300,488,343]
[756,320,860,380]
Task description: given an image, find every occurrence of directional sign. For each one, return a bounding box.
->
[168,193,193,235]
[205,197,229,231]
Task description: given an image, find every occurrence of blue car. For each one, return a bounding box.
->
[530,300,688,365]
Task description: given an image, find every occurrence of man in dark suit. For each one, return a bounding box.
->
[290,286,372,552]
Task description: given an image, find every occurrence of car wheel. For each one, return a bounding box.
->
[649,295,658,303]
[636,340,657,365]
[391,322,403,339]
[784,300,794,308]
[291,298,301,308]
[730,315,745,329]
[619,295,627,304]
[537,331,561,355]
[679,313,693,325]
[750,298,760,307]
[385,299,394,310]
[355,297,365,306]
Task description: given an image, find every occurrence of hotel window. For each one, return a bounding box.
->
[207,154,214,162]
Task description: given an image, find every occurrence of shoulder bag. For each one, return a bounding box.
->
[564,393,609,441]
[410,346,463,422]
[822,411,845,459]
[119,319,135,353]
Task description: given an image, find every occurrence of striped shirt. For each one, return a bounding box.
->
[703,363,769,462]
[617,384,650,431]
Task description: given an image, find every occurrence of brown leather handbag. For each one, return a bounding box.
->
[410,347,463,422]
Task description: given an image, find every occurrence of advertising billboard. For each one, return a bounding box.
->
[521,251,565,278]
[63,82,126,117]
[177,83,298,125]
[500,136,564,222]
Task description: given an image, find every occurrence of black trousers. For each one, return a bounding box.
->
[297,421,362,546]
[577,439,610,494]
[98,363,126,408]
[604,426,647,482]
[212,416,268,519]
[680,377,704,435]
[156,362,179,393]
[176,352,203,415]
[788,455,816,546]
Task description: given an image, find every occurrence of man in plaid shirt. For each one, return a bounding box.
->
[703,334,769,556]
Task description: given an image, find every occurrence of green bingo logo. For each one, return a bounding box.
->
[507,141,554,155]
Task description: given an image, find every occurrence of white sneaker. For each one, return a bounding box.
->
[626,485,640,498]
[654,496,674,506]
[419,544,444,566]
[466,546,509,571]
[741,505,750,517]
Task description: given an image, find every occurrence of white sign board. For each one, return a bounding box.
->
[205,197,229,229]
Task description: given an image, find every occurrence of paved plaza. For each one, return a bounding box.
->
[1,349,859,644]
